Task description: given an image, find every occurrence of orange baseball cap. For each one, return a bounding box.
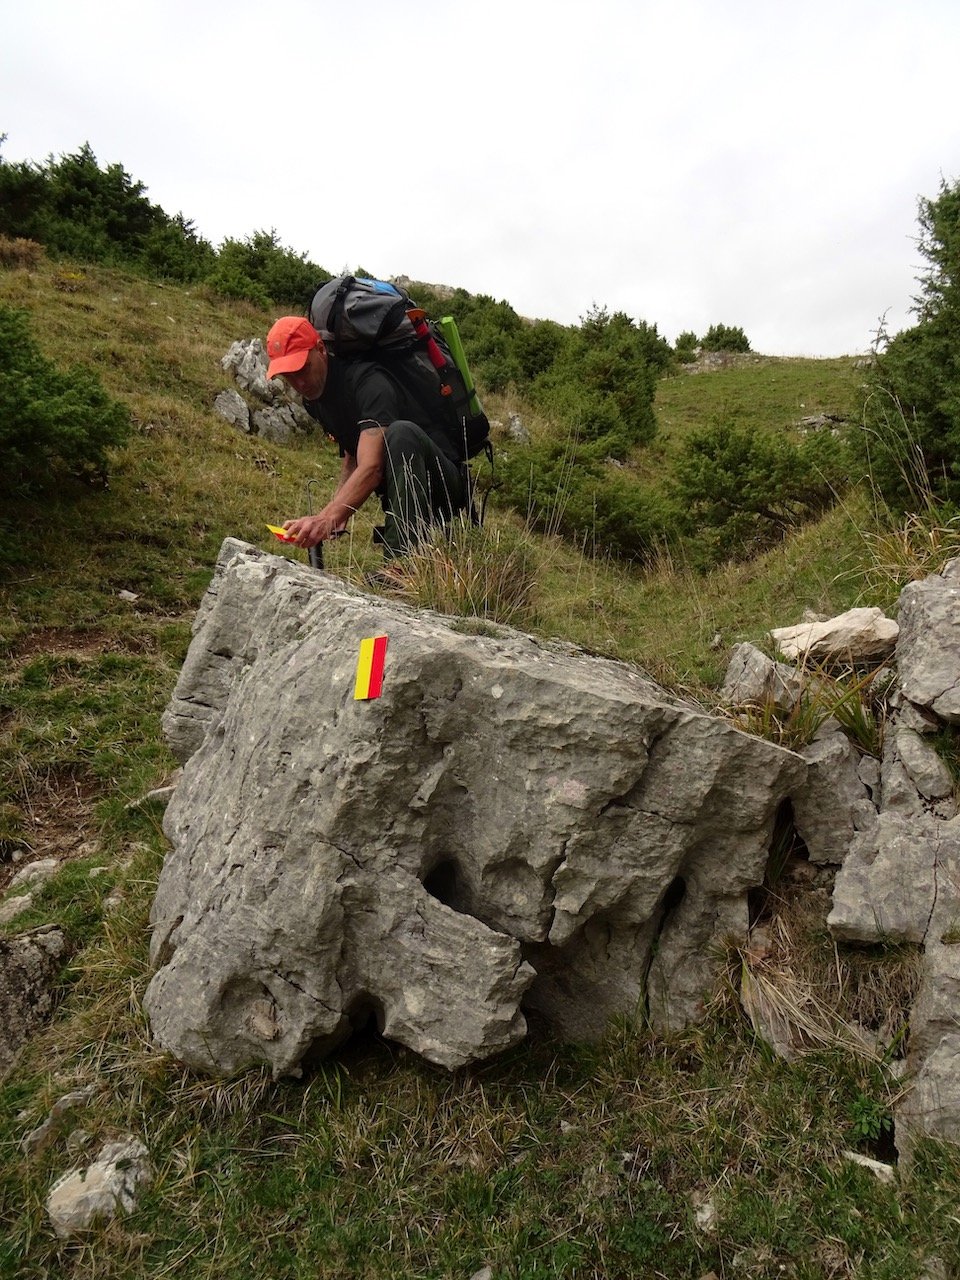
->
[266,316,322,378]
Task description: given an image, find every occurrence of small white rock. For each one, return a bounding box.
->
[0,893,35,926]
[9,858,58,890]
[841,1149,896,1184]
[46,1137,153,1238]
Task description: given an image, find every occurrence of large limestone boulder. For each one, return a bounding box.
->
[146,540,806,1076]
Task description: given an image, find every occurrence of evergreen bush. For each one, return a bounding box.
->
[702,323,751,353]
[671,419,841,566]
[674,330,699,362]
[0,303,131,499]
[495,435,681,562]
[862,177,960,509]
[0,140,215,282]
[208,230,329,309]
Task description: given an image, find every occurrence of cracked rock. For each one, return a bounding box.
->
[145,539,806,1075]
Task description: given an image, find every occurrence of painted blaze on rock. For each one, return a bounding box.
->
[145,540,805,1076]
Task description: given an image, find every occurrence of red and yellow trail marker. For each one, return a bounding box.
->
[266,523,295,543]
[354,635,389,700]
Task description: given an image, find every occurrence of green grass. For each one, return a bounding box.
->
[2,255,958,1279]
[654,353,863,447]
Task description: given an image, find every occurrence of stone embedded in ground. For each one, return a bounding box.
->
[213,388,250,433]
[8,857,59,891]
[145,540,806,1077]
[21,1086,98,1156]
[46,1137,153,1239]
[0,893,35,927]
[0,926,67,1074]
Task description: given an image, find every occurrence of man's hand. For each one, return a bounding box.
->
[282,510,347,548]
[282,429,385,549]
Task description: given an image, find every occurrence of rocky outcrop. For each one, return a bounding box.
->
[146,539,806,1076]
[215,339,315,444]
[717,577,960,1156]
[896,558,960,724]
[146,541,960,1157]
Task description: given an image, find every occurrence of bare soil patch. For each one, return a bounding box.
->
[1,768,101,893]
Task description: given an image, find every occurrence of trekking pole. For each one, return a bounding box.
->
[304,479,324,571]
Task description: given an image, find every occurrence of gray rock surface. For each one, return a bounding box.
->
[897,562,960,724]
[251,403,306,445]
[146,540,806,1075]
[719,641,809,711]
[828,812,942,944]
[792,729,877,865]
[0,927,67,1074]
[829,798,960,1157]
[219,339,315,444]
[220,338,280,404]
[213,388,251,433]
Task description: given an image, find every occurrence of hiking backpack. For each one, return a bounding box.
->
[308,275,491,461]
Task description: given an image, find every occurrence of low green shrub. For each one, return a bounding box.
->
[495,435,681,562]
[702,323,751,353]
[671,419,845,567]
[0,303,131,500]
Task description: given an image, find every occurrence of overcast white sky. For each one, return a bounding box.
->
[2,0,959,356]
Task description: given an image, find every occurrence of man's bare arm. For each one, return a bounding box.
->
[283,428,386,548]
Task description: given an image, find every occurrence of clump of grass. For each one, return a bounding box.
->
[374,516,540,629]
[737,914,885,1063]
[0,235,44,270]
[857,509,960,598]
[728,663,884,756]
[737,874,924,1067]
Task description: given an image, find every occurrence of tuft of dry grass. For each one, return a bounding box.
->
[367,515,541,629]
[857,510,960,597]
[0,235,45,270]
[737,869,924,1068]
[724,662,885,756]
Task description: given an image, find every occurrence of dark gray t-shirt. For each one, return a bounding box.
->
[303,357,458,464]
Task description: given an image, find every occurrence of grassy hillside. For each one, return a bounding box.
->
[2,257,959,1279]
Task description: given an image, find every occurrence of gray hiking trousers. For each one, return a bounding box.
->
[380,420,466,558]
